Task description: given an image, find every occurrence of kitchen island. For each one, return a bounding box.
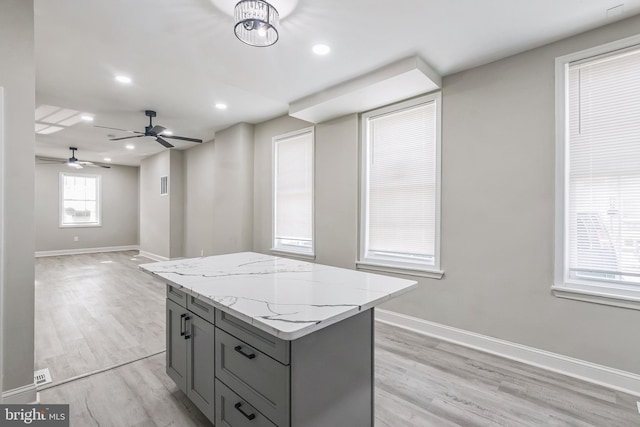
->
[140,252,416,427]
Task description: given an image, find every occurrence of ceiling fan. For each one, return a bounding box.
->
[37,147,111,169]
[95,110,203,148]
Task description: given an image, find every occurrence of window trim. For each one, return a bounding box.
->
[358,92,443,276]
[553,34,640,310]
[59,172,102,228]
[271,126,315,258]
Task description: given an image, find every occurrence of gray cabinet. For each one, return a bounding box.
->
[166,285,374,427]
[166,287,216,422]
[166,298,187,391]
[186,311,216,421]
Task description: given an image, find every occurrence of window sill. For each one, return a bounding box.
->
[270,249,316,262]
[551,283,640,311]
[356,261,444,279]
[59,223,102,228]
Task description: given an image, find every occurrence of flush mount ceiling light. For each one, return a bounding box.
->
[234,0,279,47]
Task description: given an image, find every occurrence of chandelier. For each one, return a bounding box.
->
[234,0,280,47]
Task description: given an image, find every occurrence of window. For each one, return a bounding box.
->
[60,173,101,227]
[358,93,442,277]
[272,127,314,256]
[554,36,640,309]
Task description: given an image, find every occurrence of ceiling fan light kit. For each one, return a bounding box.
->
[234,0,279,47]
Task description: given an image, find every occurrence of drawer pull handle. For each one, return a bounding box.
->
[234,345,256,359]
[234,402,256,420]
[184,316,192,340]
[180,313,187,336]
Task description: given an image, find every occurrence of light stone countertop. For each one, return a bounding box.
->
[139,252,417,340]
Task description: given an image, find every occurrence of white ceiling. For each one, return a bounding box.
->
[34,0,640,166]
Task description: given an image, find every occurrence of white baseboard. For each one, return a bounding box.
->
[35,245,139,258]
[375,309,640,398]
[2,383,38,404]
[137,250,169,262]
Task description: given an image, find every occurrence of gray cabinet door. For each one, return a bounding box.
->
[186,313,216,422]
[166,299,187,392]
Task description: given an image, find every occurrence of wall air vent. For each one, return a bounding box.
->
[160,175,169,196]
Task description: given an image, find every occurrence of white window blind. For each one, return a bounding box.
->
[60,173,101,227]
[360,94,441,271]
[565,45,640,287]
[273,128,314,255]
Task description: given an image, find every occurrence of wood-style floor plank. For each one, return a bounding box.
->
[35,251,165,384]
[37,252,640,426]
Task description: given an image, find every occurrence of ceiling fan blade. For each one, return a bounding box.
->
[150,125,166,135]
[164,135,203,143]
[156,137,174,148]
[94,125,143,134]
[78,160,111,169]
[110,135,145,141]
[36,156,65,164]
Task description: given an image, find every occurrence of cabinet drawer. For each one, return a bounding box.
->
[215,380,277,427]
[187,295,216,325]
[216,310,289,365]
[215,328,289,427]
[167,284,187,308]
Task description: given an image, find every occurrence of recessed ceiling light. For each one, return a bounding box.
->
[115,75,132,84]
[312,44,331,55]
[125,144,135,150]
[81,115,94,122]
[215,103,227,110]
[163,130,173,135]
[104,157,112,162]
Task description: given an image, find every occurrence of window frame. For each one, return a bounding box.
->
[271,126,315,259]
[553,34,640,310]
[357,93,443,278]
[59,172,102,228]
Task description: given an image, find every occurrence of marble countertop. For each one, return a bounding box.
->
[139,252,417,340]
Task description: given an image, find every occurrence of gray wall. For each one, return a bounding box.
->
[211,123,255,254]
[169,150,184,259]
[251,16,640,375]
[0,0,35,394]
[140,150,171,258]
[183,142,216,258]
[35,163,139,252]
[181,123,256,258]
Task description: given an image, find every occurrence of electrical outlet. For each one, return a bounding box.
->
[73,236,79,242]
[636,401,640,414]
[200,249,204,257]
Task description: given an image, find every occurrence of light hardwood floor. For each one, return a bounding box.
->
[37,252,640,426]
[35,251,165,384]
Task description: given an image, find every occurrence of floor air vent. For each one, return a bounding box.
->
[34,368,52,386]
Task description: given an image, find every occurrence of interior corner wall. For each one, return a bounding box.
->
[183,141,215,258]
[140,150,171,258]
[211,123,255,254]
[251,14,640,376]
[0,0,35,396]
[35,163,139,252]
